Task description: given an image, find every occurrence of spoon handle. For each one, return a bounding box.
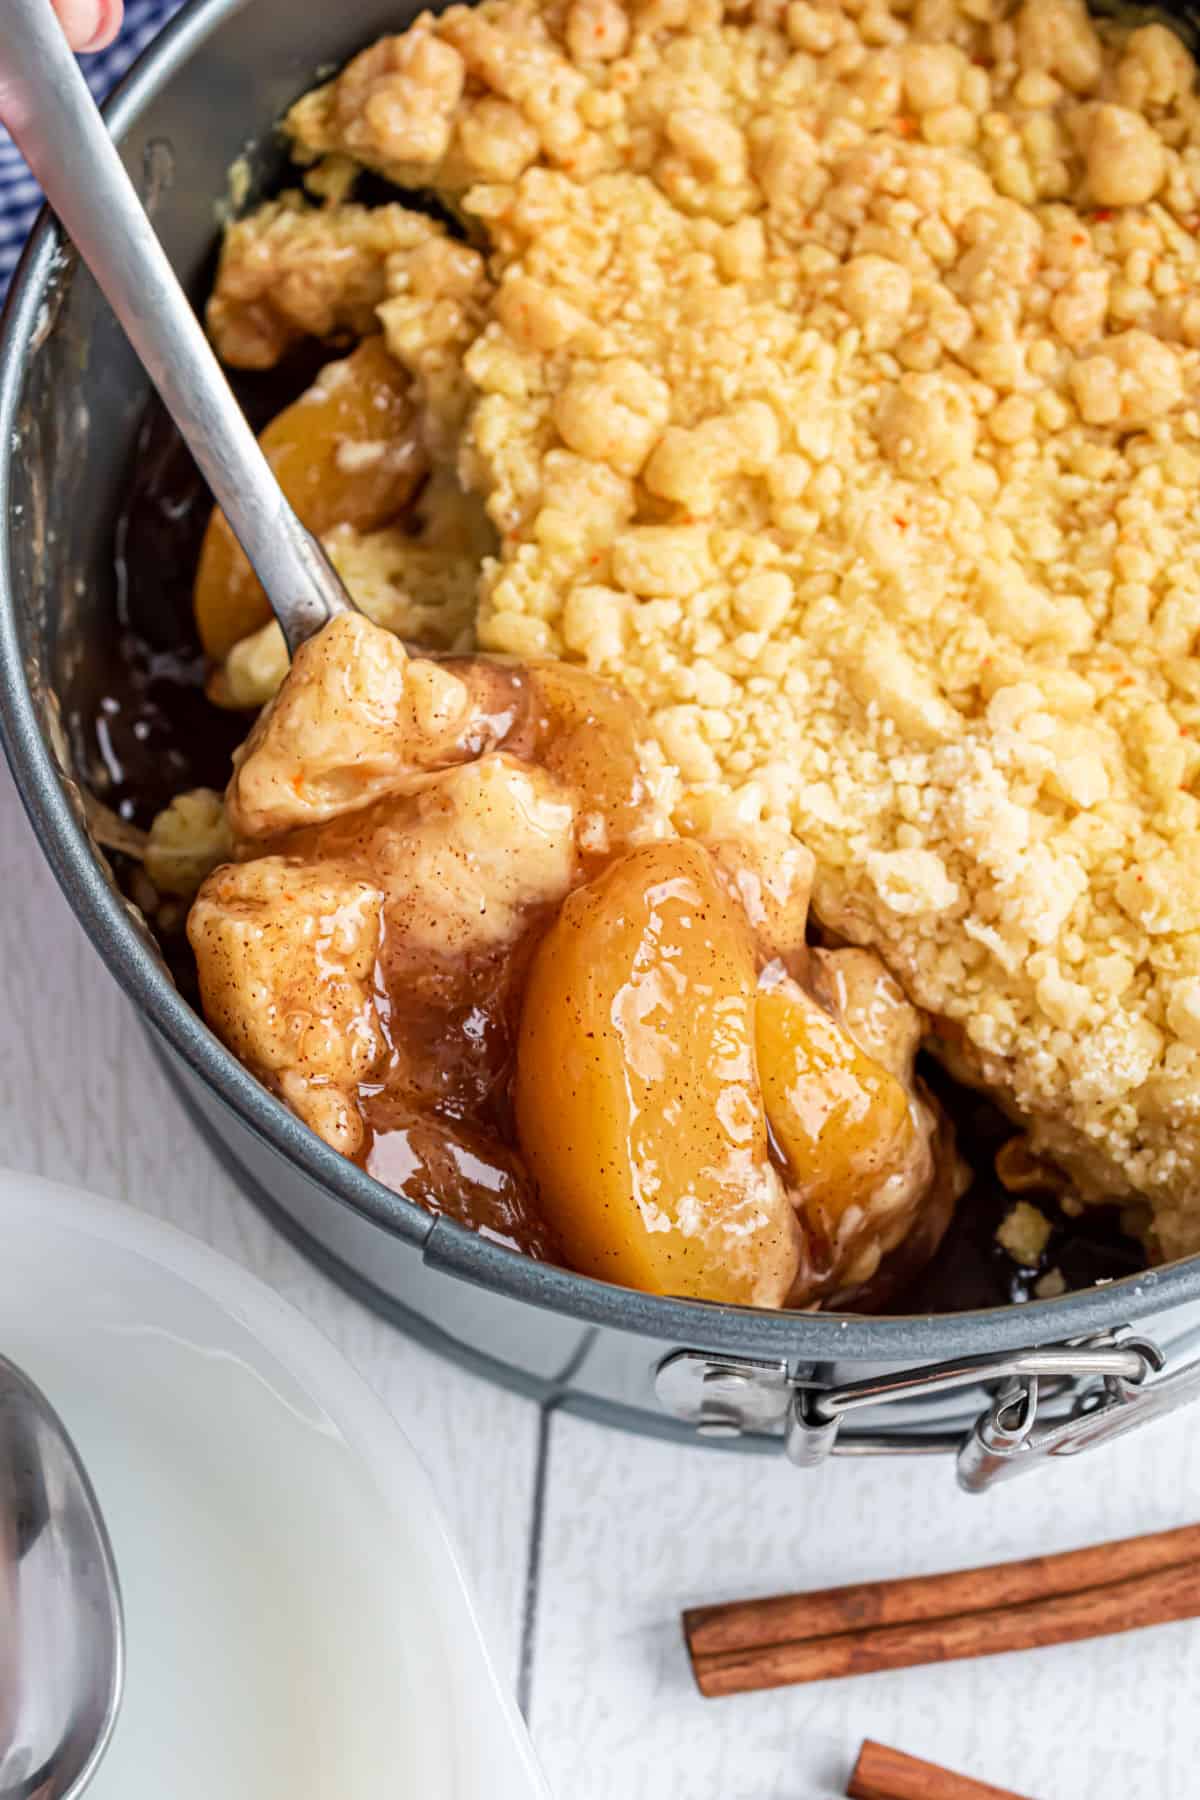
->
[0,0,353,654]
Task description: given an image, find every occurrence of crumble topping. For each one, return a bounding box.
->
[207,0,1200,1259]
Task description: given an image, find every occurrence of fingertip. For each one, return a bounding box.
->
[78,0,122,52]
[56,0,121,52]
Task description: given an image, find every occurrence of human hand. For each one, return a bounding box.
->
[51,0,122,50]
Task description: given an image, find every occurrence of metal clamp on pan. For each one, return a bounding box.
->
[656,1329,1200,1490]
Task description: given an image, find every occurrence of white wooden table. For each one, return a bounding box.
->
[3,757,1198,1800]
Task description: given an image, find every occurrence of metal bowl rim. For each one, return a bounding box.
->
[2,0,1199,1361]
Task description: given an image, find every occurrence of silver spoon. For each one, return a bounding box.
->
[0,1353,124,1800]
[0,0,356,656]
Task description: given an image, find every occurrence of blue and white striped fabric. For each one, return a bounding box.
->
[0,0,185,296]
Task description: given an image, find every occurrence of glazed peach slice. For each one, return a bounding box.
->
[756,982,915,1233]
[514,839,801,1306]
[194,335,422,660]
[756,973,946,1296]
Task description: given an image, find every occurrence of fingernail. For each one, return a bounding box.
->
[72,0,117,52]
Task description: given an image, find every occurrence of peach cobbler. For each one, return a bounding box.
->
[117,0,1200,1305]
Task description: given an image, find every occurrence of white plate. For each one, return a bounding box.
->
[0,1171,548,1800]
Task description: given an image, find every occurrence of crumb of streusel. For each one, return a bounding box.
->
[997,1199,1054,1265]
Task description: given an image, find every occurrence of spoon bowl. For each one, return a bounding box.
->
[0,1354,124,1800]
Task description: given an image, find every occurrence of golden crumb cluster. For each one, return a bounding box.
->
[210,0,1200,1259]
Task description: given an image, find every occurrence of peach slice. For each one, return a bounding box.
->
[194,335,421,661]
[514,839,800,1306]
[756,981,915,1238]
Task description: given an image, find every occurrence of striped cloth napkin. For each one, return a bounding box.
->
[0,0,185,296]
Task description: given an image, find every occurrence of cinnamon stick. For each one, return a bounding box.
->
[846,1739,1031,1800]
[687,1538,1200,1698]
[685,1520,1200,1658]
